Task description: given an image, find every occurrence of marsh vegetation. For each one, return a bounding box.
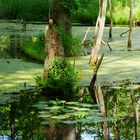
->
[0,0,140,139]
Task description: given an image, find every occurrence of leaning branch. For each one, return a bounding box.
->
[101,40,112,51]
[81,27,91,55]
[120,29,130,37]
[90,53,104,87]
[81,27,91,45]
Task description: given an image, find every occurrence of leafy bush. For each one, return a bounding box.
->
[72,0,99,24]
[36,58,78,100]
[0,0,49,21]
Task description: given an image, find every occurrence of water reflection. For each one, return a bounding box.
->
[0,83,140,139]
[0,34,24,59]
[0,90,44,140]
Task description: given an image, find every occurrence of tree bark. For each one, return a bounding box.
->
[127,0,133,50]
[94,0,101,38]
[44,19,64,79]
[90,0,108,65]
[53,0,73,35]
[53,0,74,56]
[90,54,104,87]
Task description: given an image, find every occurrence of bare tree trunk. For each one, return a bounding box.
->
[127,0,133,50]
[90,0,108,65]
[108,0,113,39]
[94,0,101,38]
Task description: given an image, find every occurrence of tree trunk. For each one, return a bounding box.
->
[53,0,73,35]
[109,0,113,39]
[127,0,133,50]
[90,0,108,65]
[94,0,101,38]
[44,19,64,79]
[53,0,74,56]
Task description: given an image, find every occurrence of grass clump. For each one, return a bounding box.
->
[62,33,82,56]
[36,58,78,100]
[22,32,45,62]
[55,27,83,56]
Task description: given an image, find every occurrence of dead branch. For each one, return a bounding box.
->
[120,29,130,37]
[90,53,104,87]
[81,27,91,56]
[81,27,91,45]
[101,40,112,51]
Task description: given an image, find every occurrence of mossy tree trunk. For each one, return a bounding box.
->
[127,0,133,51]
[90,0,108,65]
[53,0,73,35]
[53,0,74,56]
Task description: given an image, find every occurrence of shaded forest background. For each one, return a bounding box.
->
[0,0,140,25]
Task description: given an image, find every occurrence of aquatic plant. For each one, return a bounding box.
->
[36,58,78,100]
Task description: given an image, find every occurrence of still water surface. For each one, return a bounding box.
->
[0,22,140,140]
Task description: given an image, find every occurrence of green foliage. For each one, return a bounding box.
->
[101,82,140,139]
[0,90,44,139]
[1,0,140,24]
[72,0,99,24]
[36,58,78,100]
[112,4,129,25]
[0,0,49,21]
[134,5,140,21]
[55,26,83,56]
[22,32,45,62]
[62,33,82,56]
[0,35,9,49]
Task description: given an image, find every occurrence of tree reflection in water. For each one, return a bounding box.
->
[0,82,140,139]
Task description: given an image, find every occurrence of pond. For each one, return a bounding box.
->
[0,83,140,140]
[0,21,140,140]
